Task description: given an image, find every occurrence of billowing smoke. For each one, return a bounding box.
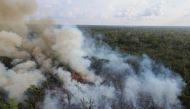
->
[0,0,186,109]
[0,0,36,22]
[55,68,115,109]
[0,0,37,36]
[52,28,101,82]
[0,61,45,100]
[51,37,185,109]
[0,31,22,58]
[81,38,185,109]
[0,0,45,101]
[124,56,183,108]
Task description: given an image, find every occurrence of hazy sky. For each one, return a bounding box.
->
[37,0,190,26]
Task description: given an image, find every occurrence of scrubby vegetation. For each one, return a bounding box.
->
[80,26,190,109]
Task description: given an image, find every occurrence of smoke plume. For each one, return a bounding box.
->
[52,28,101,82]
[0,0,186,109]
[0,0,37,36]
[0,31,22,58]
[0,61,45,100]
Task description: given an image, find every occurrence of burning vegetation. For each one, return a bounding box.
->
[0,0,187,109]
[71,72,92,84]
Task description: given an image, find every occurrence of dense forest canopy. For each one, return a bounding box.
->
[80,26,190,108]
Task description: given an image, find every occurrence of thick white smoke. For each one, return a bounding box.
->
[124,55,184,109]
[0,0,101,103]
[50,36,185,109]
[52,28,101,83]
[56,68,115,109]
[0,31,22,58]
[52,28,89,74]
[0,0,186,108]
[0,0,37,36]
[0,0,36,22]
[70,36,185,109]
[0,61,45,100]
[0,0,48,101]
